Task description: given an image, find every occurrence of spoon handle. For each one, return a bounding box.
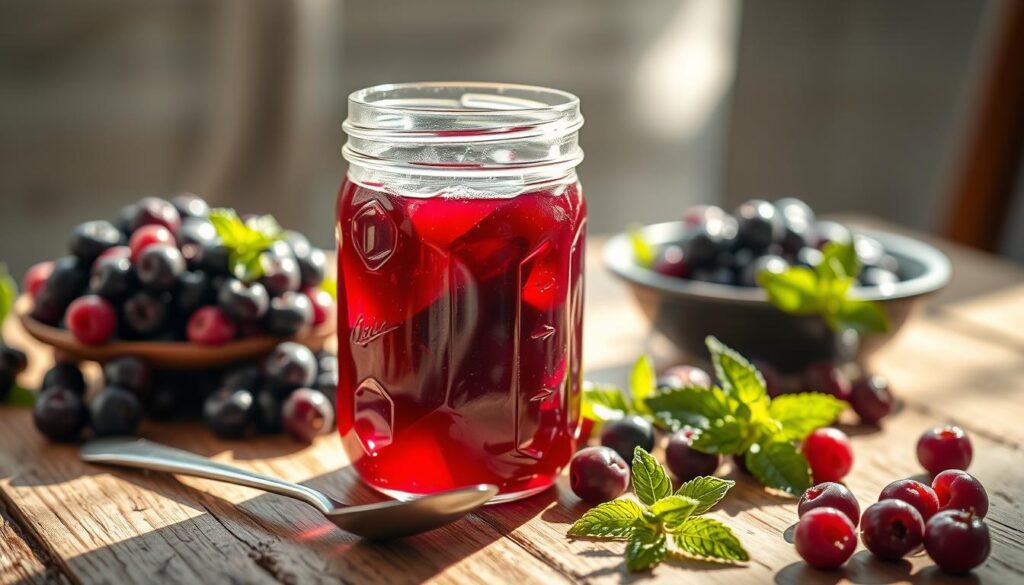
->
[80,438,336,514]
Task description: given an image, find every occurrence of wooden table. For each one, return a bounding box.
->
[2,218,1023,585]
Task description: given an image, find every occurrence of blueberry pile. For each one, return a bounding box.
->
[25,195,335,345]
[32,341,337,443]
[652,198,902,288]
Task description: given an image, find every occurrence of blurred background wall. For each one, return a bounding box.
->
[1,0,1019,278]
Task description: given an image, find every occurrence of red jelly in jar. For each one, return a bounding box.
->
[337,83,587,502]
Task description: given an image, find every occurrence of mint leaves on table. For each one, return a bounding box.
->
[208,208,284,282]
[644,336,846,495]
[581,355,658,427]
[569,447,748,572]
[757,241,889,334]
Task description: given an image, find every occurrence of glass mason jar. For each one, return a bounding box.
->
[336,82,586,502]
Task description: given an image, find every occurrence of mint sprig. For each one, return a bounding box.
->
[758,241,889,334]
[208,208,283,282]
[580,355,660,429]
[645,336,847,495]
[568,447,748,572]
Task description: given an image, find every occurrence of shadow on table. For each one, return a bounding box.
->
[774,551,983,585]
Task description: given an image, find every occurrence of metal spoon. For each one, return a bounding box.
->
[80,438,498,540]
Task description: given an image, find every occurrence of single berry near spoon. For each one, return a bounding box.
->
[917,425,972,475]
[932,469,989,518]
[281,388,334,444]
[90,386,143,437]
[569,446,630,504]
[798,482,860,527]
[794,507,857,570]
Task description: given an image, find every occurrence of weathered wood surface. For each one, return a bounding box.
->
[1,220,1023,584]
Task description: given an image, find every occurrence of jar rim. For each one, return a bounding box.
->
[347,81,580,115]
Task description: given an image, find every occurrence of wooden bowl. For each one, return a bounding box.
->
[15,295,335,369]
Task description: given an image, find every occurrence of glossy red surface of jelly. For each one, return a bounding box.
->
[336,177,586,498]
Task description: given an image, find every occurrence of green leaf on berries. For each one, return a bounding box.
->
[644,385,737,429]
[0,263,17,338]
[568,499,646,539]
[674,476,735,515]
[817,241,859,282]
[705,336,768,410]
[628,224,655,269]
[209,208,283,282]
[829,298,889,334]
[650,495,699,530]
[581,382,631,423]
[769,393,847,440]
[625,521,667,572]
[671,517,750,562]
[744,440,811,496]
[757,267,820,315]
[629,355,656,414]
[691,417,754,455]
[631,447,672,505]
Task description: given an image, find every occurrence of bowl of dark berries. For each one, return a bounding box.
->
[604,199,951,373]
[16,195,336,368]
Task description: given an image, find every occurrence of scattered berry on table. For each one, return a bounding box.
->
[33,387,88,442]
[569,446,630,504]
[795,507,857,570]
[41,363,86,394]
[801,427,853,483]
[800,361,851,401]
[849,375,894,425]
[878,479,940,521]
[89,386,143,437]
[664,427,720,481]
[860,499,925,561]
[204,387,256,439]
[924,509,990,574]
[281,388,334,444]
[599,415,655,463]
[798,482,860,527]
[917,425,972,475]
[932,470,988,518]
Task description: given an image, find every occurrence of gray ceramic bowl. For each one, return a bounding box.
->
[604,222,951,373]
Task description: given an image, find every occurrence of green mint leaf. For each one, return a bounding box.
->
[817,241,859,282]
[629,355,656,414]
[830,298,890,334]
[745,440,812,496]
[567,499,645,539]
[625,521,667,572]
[6,384,35,407]
[628,224,655,268]
[644,385,737,430]
[671,517,750,562]
[691,417,754,455]
[674,476,735,515]
[650,495,700,530]
[757,267,821,315]
[320,276,338,300]
[768,393,847,440]
[209,208,283,282]
[631,447,672,505]
[582,382,631,423]
[705,336,768,411]
[0,263,17,338]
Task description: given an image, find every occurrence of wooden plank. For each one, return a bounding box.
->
[0,497,70,585]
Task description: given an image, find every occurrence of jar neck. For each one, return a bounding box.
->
[342,82,583,196]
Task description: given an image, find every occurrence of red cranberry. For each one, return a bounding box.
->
[850,375,894,425]
[665,427,721,481]
[798,482,860,527]
[281,388,335,444]
[129,225,175,262]
[917,425,972,475]
[878,479,939,521]
[860,499,925,560]
[569,446,630,504]
[800,361,851,401]
[129,196,182,234]
[924,510,990,574]
[795,507,857,569]
[303,287,334,327]
[187,306,238,345]
[932,470,989,518]
[23,261,54,299]
[660,365,712,389]
[801,427,853,483]
[65,295,117,344]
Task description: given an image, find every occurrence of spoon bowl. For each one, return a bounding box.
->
[80,438,497,540]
